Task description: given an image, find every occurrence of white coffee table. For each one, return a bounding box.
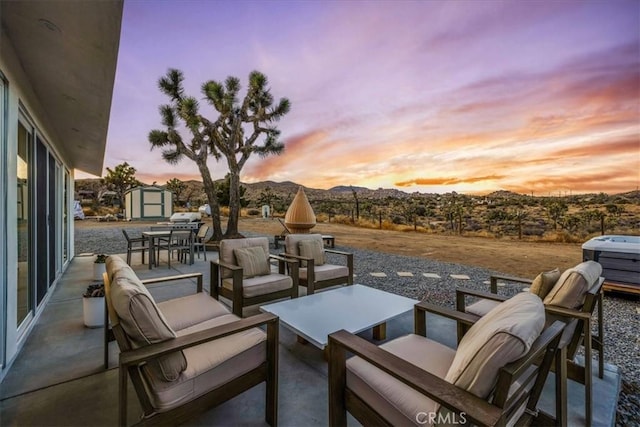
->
[260,284,418,350]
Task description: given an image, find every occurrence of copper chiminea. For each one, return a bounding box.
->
[284,186,316,233]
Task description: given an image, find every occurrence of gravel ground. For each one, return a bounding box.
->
[76,224,639,425]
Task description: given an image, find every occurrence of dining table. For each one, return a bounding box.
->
[141,230,172,269]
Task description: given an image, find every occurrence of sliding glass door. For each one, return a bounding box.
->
[17,119,33,329]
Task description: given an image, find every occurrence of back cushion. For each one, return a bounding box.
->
[234,246,271,278]
[285,234,323,257]
[445,292,544,399]
[529,268,561,299]
[219,237,270,279]
[298,239,325,267]
[110,271,187,382]
[106,255,131,283]
[543,261,602,309]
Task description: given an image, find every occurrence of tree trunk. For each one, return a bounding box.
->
[197,161,223,241]
[518,217,523,240]
[225,168,242,238]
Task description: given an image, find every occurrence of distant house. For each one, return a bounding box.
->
[0,1,123,382]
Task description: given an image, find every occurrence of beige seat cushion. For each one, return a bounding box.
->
[219,237,270,279]
[222,273,292,298]
[110,269,186,382]
[347,334,455,426]
[158,292,230,331]
[529,268,561,299]
[142,314,267,412]
[233,246,271,278]
[465,298,501,317]
[543,261,602,308]
[298,239,325,267]
[445,292,544,399]
[300,264,349,282]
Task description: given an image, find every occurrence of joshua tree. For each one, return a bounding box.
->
[149,69,290,240]
[102,162,140,210]
[166,178,185,207]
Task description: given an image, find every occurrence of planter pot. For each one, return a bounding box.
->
[83,296,105,328]
[93,263,106,280]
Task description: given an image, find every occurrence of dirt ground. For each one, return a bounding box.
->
[237,218,583,278]
[77,217,583,277]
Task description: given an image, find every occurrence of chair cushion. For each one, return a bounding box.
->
[110,270,187,382]
[284,233,323,257]
[543,261,602,309]
[142,314,267,412]
[222,273,293,298]
[298,239,325,267]
[465,298,500,318]
[529,268,561,299]
[347,334,455,426]
[233,246,271,278]
[158,292,230,331]
[219,237,270,279]
[299,264,349,283]
[445,292,544,399]
[105,255,131,282]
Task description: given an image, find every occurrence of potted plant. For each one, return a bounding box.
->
[93,254,107,280]
[83,283,105,328]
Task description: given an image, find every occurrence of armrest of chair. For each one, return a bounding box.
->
[544,305,592,321]
[119,312,279,367]
[414,300,479,336]
[324,249,354,284]
[489,274,533,293]
[324,249,351,257]
[269,254,299,279]
[502,320,565,378]
[141,272,204,293]
[328,330,503,427]
[209,259,243,299]
[455,287,509,313]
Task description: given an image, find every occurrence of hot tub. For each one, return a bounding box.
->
[582,235,640,293]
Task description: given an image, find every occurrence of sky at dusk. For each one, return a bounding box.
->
[82,0,640,195]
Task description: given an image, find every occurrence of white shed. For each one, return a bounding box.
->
[124,186,173,220]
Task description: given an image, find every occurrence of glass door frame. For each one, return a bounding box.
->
[0,71,8,368]
[16,110,35,338]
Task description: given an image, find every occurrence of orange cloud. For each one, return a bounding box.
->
[395,174,507,187]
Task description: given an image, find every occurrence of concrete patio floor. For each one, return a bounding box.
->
[0,251,621,426]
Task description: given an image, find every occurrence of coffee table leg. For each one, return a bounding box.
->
[373,323,386,340]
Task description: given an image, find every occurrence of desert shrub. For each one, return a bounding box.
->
[391,215,404,225]
[538,231,582,243]
[246,209,260,216]
[523,226,545,237]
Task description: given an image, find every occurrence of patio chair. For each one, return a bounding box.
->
[211,237,299,317]
[283,234,353,295]
[193,224,210,260]
[121,229,149,265]
[456,260,604,426]
[103,255,279,427]
[157,229,193,268]
[328,292,567,427]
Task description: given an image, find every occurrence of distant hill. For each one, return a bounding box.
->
[329,185,370,193]
[75,177,639,206]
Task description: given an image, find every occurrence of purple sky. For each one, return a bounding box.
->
[83,0,640,195]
